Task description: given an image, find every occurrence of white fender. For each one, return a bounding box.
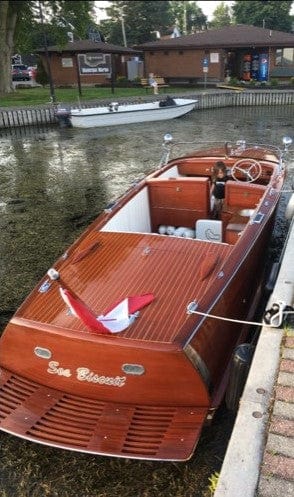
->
[174,227,186,237]
[158,225,167,234]
[285,193,294,220]
[166,225,176,235]
[182,228,196,239]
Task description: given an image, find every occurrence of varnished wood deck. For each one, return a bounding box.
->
[18,232,233,343]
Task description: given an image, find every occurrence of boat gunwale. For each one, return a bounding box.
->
[69,99,198,118]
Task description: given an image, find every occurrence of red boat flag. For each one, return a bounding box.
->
[60,288,110,334]
[59,288,154,334]
[104,293,155,315]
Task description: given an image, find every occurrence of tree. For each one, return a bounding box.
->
[0,0,96,95]
[210,2,232,28]
[99,1,208,45]
[48,0,96,41]
[232,0,293,32]
[0,1,24,94]
[100,1,173,45]
[169,1,207,34]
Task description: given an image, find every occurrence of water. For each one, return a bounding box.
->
[0,105,293,497]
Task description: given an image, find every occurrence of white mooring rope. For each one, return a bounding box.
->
[187,301,294,328]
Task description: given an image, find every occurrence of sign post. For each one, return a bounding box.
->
[202,57,209,89]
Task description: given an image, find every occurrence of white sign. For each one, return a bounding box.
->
[203,66,209,73]
[210,53,219,63]
[62,58,73,68]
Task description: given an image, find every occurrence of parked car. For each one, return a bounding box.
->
[11,64,30,81]
[27,66,37,80]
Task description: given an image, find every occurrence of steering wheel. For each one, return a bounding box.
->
[231,158,262,183]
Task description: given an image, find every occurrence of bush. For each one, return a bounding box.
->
[269,79,278,86]
[116,76,128,84]
[228,77,239,86]
[35,58,49,86]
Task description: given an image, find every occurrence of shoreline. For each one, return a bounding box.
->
[1,88,294,129]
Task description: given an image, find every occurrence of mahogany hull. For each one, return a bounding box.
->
[0,140,287,460]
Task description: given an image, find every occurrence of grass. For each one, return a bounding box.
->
[0,404,235,497]
[0,85,199,108]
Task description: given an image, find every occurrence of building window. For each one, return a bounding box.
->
[275,48,294,66]
[62,57,73,68]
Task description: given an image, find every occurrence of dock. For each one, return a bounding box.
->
[215,215,294,497]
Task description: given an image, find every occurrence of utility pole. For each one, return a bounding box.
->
[120,8,127,47]
[183,2,187,35]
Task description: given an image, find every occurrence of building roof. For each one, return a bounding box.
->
[135,24,294,50]
[36,40,141,55]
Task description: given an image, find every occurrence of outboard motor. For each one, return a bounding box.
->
[55,107,72,128]
[159,96,176,107]
[225,343,254,411]
[108,102,119,112]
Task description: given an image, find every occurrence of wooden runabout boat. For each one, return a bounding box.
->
[0,135,292,461]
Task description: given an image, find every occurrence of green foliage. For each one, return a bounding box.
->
[229,77,239,86]
[13,1,98,55]
[290,77,294,86]
[169,1,207,33]
[270,78,279,86]
[98,0,208,44]
[0,85,198,107]
[0,0,100,94]
[116,75,128,84]
[53,0,96,39]
[35,57,49,86]
[232,1,293,32]
[100,1,173,45]
[209,2,232,28]
[208,471,220,496]
[13,1,36,54]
